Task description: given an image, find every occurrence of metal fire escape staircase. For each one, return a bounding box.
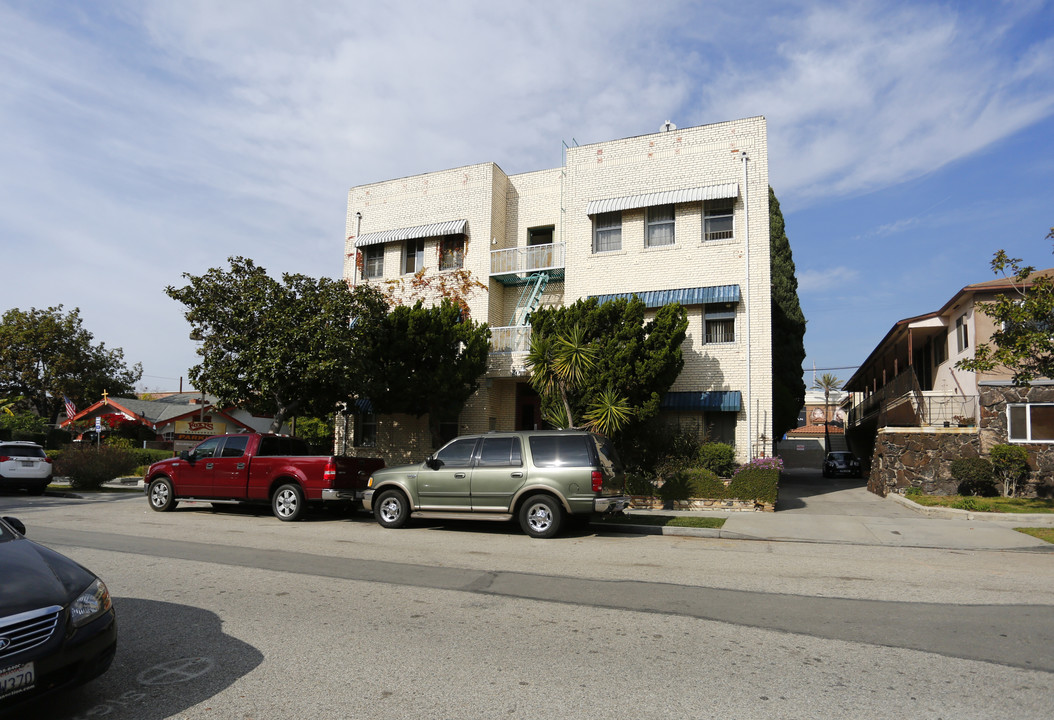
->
[512,272,549,327]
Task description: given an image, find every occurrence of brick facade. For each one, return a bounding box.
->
[338,117,773,464]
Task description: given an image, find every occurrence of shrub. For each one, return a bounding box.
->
[955,495,984,512]
[658,473,693,502]
[619,424,700,478]
[904,485,922,497]
[53,445,140,490]
[989,444,1030,498]
[951,457,997,497]
[727,457,782,505]
[625,473,659,497]
[697,443,736,477]
[678,468,725,498]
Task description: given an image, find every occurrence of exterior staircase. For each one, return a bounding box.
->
[511,272,549,326]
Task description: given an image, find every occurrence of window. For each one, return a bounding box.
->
[404,238,425,274]
[932,333,947,366]
[355,412,377,447]
[434,437,477,468]
[704,199,734,241]
[362,246,384,279]
[956,315,969,353]
[646,205,675,247]
[528,226,553,246]
[529,436,592,467]
[190,437,223,460]
[258,436,311,456]
[439,235,464,270]
[439,418,459,446]
[704,303,736,343]
[1008,404,1054,442]
[220,435,249,458]
[478,436,523,467]
[593,211,622,253]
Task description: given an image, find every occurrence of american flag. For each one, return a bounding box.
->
[63,395,76,420]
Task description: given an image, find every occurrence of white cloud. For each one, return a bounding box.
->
[798,266,861,293]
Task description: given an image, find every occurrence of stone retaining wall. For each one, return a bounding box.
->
[868,428,981,497]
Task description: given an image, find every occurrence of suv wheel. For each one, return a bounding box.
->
[519,494,563,539]
[374,489,409,529]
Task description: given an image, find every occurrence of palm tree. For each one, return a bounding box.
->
[812,373,843,454]
[812,373,843,426]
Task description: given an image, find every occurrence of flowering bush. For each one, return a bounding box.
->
[733,456,783,476]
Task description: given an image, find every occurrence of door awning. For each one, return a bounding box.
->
[589,285,740,309]
[355,219,468,248]
[586,183,739,215]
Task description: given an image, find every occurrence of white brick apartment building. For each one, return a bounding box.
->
[339,116,773,464]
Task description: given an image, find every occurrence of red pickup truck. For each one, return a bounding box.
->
[144,433,384,521]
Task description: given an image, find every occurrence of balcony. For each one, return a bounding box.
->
[491,242,565,283]
[848,370,978,428]
[490,326,531,353]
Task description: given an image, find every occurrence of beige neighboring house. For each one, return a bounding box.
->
[844,268,1054,495]
[338,117,773,465]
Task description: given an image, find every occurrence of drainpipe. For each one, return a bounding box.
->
[741,151,752,458]
[352,212,362,287]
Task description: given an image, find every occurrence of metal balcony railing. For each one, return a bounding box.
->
[491,242,564,276]
[848,369,979,428]
[490,326,532,353]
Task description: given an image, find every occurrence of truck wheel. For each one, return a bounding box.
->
[518,494,563,539]
[272,483,305,521]
[374,489,409,529]
[148,478,178,512]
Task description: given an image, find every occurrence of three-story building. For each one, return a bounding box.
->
[339,117,773,464]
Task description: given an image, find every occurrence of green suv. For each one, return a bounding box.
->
[362,430,629,538]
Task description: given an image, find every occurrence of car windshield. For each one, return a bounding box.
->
[829,453,853,461]
[0,444,46,458]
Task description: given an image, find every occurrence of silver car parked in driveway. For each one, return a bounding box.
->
[363,430,629,538]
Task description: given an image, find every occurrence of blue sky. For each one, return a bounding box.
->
[1,0,1052,394]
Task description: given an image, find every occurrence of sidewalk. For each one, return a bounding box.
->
[55,476,1054,551]
[603,470,1054,551]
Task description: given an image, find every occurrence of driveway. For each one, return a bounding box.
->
[776,467,919,518]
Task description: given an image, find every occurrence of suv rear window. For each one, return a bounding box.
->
[0,444,46,459]
[528,436,593,468]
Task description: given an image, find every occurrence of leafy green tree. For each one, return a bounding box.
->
[528,297,688,437]
[363,299,490,448]
[989,443,1030,498]
[167,257,389,433]
[956,234,1054,384]
[0,306,142,421]
[770,187,807,441]
[525,325,636,435]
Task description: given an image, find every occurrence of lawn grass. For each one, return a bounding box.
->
[907,494,1054,514]
[598,514,726,529]
[1015,527,1054,544]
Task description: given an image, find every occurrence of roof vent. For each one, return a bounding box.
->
[660,120,676,132]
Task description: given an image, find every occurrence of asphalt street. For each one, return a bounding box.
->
[2,478,1053,719]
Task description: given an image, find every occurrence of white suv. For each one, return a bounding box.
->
[0,441,53,495]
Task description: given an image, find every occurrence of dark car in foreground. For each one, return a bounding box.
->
[0,516,116,714]
[822,451,862,478]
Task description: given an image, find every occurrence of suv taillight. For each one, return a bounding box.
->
[591,470,603,493]
[323,460,337,482]
[0,456,8,462]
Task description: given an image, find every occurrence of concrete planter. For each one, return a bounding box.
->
[628,495,774,512]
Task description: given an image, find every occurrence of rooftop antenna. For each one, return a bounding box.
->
[660,120,676,132]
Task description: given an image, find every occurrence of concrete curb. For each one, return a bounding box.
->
[888,493,1054,526]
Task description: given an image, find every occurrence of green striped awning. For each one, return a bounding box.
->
[589,285,740,309]
[660,391,742,412]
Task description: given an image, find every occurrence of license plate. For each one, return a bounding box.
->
[19,461,34,467]
[0,662,35,700]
